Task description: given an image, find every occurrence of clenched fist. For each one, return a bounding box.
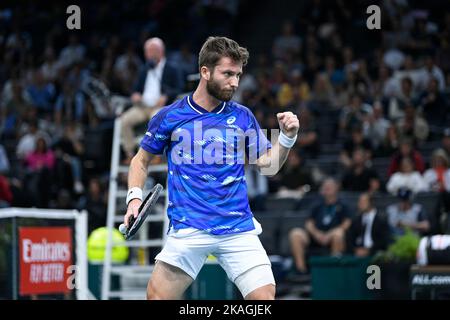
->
[277,112,299,138]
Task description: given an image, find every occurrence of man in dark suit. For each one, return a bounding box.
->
[120,37,184,163]
[347,193,392,257]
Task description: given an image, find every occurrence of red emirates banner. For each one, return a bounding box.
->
[19,227,73,295]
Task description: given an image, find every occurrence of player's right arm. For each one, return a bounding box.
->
[124,104,172,227]
[123,148,154,227]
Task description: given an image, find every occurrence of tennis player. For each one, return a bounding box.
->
[123,36,299,300]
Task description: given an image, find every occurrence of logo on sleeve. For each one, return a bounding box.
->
[226,116,236,125]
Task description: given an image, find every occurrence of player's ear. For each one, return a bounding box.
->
[200,66,211,81]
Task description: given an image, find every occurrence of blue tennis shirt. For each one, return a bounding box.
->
[140,94,271,235]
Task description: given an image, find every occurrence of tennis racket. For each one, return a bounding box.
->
[119,183,164,240]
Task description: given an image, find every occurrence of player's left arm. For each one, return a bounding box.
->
[256,111,299,175]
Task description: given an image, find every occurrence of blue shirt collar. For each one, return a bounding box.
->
[187,94,226,114]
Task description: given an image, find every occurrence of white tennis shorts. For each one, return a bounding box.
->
[155,218,275,297]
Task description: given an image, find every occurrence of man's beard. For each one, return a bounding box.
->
[206,78,235,101]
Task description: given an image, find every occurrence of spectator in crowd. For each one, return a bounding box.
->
[52,122,85,194]
[272,20,302,62]
[387,76,417,121]
[113,42,143,95]
[295,107,319,157]
[339,93,372,135]
[423,149,450,192]
[417,77,448,128]
[58,34,86,68]
[342,46,358,74]
[168,43,198,81]
[387,157,428,195]
[340,124,374,169]
[51,189,74,210]
[272,150,315,198]
[396,103,429,145]
[16,120,50,160]
[387,138,425,176]
[25,69,56,116]
[374,64,397,99]
[341,148,380,193]
[324,55,345,88]
[77,177,107,233]
[120,37,184,163]
[54,81,86,124]
[346,193,391,257]
[417,56,446,92]
[288,178,352,273]
[24,137,55,172]
[364,101,390,150]
[269,61,288,96]
[309,73,336,110]
[277,69,310,108]
[0,76,32,138]
[24,137,56,207]
[377,123,400,157]
[386,187,430,236]
[40,46,61,83]
[303,50,321,85]
[333,82,350,110]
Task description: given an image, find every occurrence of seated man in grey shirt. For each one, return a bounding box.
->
[386,187,430,237]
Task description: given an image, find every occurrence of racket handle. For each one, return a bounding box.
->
[119,224,127,235]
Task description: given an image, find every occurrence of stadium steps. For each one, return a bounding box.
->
[110,266,156,300]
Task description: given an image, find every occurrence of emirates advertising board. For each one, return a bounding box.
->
[19,227,73,295]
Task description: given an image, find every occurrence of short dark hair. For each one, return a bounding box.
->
[198,36,249,71]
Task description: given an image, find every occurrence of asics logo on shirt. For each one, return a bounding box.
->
[227,116,236,124]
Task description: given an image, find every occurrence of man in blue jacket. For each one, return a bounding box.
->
[121,37,184,163]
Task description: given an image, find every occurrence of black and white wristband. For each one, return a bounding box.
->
[126,187,143,206]
[278,131,297,148]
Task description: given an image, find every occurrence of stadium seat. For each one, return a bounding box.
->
[372,193,398,212]
[83,127,113,171]
[265,197,299,212]
[278,211,310,257]
[371,157,391,184]
[417,140,441,156]
[319,143,342,157]
[315,157,340,176]
[295,193,320,210]
[255,213,282,255]
[338,192,361,218]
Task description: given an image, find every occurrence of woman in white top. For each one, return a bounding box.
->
[387,157,429,195]
[423,149,450,192]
